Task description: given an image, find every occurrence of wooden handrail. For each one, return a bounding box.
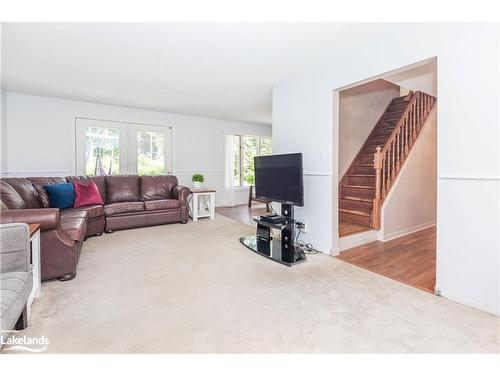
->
[381,92,419,155]
[372,91,436,229]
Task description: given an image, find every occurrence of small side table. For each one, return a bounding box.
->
[188,189,216,221]
[27,223,41,320]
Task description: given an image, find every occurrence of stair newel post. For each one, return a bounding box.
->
[372,146,383,229]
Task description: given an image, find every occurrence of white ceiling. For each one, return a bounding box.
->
[0,23,372,125]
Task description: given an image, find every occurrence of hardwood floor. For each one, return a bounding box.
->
[216,203,268,226]
[339,221,372,237]
[336,227,436,293]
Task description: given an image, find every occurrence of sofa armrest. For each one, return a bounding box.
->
[0,208,60,231]
[172,185,191,205]
[0,223,30,273]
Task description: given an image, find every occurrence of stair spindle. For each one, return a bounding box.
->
[396,129,400,171]
[404,117,409,155]
[382,157,386,198]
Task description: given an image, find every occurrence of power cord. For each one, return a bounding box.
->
[269,204,279,216]
[294,224,319,255]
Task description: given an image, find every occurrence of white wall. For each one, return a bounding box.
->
[339,79,400,179]
[2,92,271,207]
[1,25,6,172]
[385,60,437,97]
[0,89,6,172]
[380,109,437,240]
[273,23,499,315]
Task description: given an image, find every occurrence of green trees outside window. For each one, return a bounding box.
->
[229,135,272,187]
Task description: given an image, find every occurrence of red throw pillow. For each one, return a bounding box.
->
[74,180,104,207]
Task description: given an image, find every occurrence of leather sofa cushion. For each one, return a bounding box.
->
[60,216,87,242]
[0,181,26,209]
[140,175,178,200]
[33,184,50,208]
[27,177,67,186]
[62,205,104,220]
[2,178,41,208]
[104,201,144,216]
[144,199,180,211]
[61,209,88,221]
[105,175,140,203]
[28,177,67,208]
[67,176,107,203]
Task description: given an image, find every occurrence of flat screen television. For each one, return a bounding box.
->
[254,153,304,207]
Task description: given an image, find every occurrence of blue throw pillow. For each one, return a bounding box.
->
[44,183,75,210]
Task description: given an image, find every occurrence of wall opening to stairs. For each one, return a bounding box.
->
[335,58,438,293]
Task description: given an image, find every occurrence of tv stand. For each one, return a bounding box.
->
[239,203,306,267]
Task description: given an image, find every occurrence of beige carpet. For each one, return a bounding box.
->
[3,215,499,353]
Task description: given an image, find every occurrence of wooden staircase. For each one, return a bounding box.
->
[339,91,436,230]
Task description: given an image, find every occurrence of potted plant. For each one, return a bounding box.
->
[192,173,204,188]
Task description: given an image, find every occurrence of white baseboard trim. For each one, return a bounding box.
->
[378,221,436,242]
[312,248,332,256]
[439,174,500,181]
[339,229,378,252]
[330,247,340,256]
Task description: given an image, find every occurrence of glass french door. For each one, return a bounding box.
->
[75,118,172,176]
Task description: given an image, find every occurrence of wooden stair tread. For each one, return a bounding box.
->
[340,196,373,203]
[341,185,375,190]
[339,208,371,217]
[355,163,374,167]
[347,174,374,177]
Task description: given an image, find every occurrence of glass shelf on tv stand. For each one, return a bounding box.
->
[238,213,306,267]
[239,235,306,267]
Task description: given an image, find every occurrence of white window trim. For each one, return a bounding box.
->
[75,117,173,176]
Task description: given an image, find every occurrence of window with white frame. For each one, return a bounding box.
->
[75,118,172,176]
[228,134,272,187]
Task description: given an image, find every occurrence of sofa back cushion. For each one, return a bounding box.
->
[67,176,107,203]
[140,175,178,200]
[2,178,41,208]
[28,177,67,208]
[105,175,140,203]
[0,200,8,210]
[0,180,26,209]
[28,177,67,185]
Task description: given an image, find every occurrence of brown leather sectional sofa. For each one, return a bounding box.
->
[0,175,191,281]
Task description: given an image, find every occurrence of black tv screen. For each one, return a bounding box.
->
[254,153,304,207]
